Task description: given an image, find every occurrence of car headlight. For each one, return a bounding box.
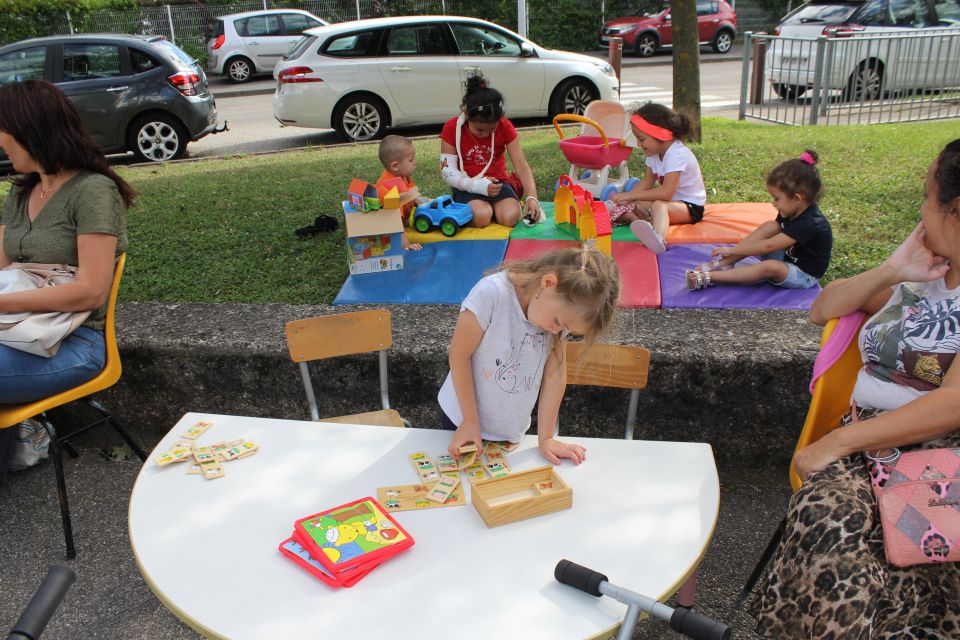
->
[594,61,615,76]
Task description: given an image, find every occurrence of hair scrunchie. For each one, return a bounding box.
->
[799,151,817,165]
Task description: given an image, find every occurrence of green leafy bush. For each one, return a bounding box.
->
[0,0,137,45]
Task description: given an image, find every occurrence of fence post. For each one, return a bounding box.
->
[355,0,361,20]
[749,32,767,105]
[165,5,176,45]
[263,0,267,9]
[441,0,446,14]
[809,36,827,125]
[608,37,622,91]
[739,31,753,120]
[65,9,75,34]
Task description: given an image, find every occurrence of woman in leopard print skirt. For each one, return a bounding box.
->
[749,140,960,639]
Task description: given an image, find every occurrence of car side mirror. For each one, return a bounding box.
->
[519,41,535,57]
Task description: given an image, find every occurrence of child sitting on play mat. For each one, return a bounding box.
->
[686,150,832,291]
[608,102,706,254]
[439,73,542,229]
[438,246,620,465]
[375,134,423,250]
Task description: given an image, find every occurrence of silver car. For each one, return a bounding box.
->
[0,34,221,162]
[207,9,328,83]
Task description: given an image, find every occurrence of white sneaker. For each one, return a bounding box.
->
[630,220,666,254]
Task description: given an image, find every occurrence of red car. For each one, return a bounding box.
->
[600,0,737,57]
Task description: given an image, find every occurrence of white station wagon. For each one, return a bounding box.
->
[272,16,619,141]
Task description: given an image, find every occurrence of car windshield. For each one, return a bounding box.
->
[784,3,860,24]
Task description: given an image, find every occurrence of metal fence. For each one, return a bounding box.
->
[738,29,960,126]
[54,0,460,57]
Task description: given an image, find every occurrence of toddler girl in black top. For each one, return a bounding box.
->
[686,150,832,290]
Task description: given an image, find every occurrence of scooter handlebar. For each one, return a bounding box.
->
[8,565,76,640]
[670,606,732,640]
[554,560,608,597]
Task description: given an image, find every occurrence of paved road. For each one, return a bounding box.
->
[187,48,744,160]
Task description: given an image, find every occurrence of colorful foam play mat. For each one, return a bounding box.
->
[334,203,817,310]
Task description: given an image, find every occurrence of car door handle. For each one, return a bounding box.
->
[249,41,259,45]
[463,65,480,71]
[106,86,129,92]
[389,66,411,72]
[712,19,719,22]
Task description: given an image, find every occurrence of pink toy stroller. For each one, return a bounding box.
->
[553,100,640,201]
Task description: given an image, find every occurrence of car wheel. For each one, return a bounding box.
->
[549,79,598,117]
[414,215,431,234]
[711,29,733,54]
[128,114,188,163]
[225,56,254,84]
[440,218,458,237]
[773,83,806,101]
[844,60,883,101]
[333,94,388,142]
[634,33,658,57]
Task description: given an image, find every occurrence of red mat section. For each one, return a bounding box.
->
[504,239,660,308]
[612,241,661,308]
[666,202,777,245]
[503,239,579,262]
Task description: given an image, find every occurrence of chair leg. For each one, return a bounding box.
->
[738,516,786,605]
[84,398,147,462]
[677,567,698,607]
[38,415,76,560]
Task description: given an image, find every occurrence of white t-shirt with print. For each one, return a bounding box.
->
[852,277,960,411]
[437,271,554,442]
[644,140,706,206]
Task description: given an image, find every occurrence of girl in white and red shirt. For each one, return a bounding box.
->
[439,73,541,228]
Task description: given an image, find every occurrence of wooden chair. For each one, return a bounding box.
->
[565,341,650,440]
[739,316,866,601]
[285,309,407,428]
[0,254,147,559]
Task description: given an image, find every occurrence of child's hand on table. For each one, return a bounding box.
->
[539,437,586,465]
[448,420,482,458]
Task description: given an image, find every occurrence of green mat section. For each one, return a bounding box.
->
[510,202,640,242]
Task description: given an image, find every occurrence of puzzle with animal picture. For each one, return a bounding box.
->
[427,474,460,503]
[181,419,213,440]
[484,461,510,478]
[292,498,414,575]
[376,482,466,511]
[408,451,440,482]
[437,454,458,474]
[464,460,488,483]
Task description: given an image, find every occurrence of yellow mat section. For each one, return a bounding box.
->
[405,221,513,244]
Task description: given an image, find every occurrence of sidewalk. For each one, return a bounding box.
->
[206,44,744,100]
[0,424,784,640]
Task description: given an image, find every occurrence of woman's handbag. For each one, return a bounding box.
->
[858,403,960,566]
[0,263,91,358]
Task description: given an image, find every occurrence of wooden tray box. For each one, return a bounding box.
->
[471,466,572,528]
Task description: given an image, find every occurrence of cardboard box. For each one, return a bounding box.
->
[343,200,404,275]
[471,466,572,528]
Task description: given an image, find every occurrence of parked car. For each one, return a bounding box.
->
[600,0,737,57]
[0,34,221,163]
[413,195,474,236]
[768,0,960,100]
[272,15,619,142]
[207,9,328,83]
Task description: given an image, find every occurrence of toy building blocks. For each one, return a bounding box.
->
[343,182,420,275]
[347,179,381,212]
[413,195,474,237]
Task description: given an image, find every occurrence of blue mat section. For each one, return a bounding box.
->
[334,240,508,305]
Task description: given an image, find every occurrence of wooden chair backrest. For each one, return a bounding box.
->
[789,316,866,491]
[286,309,392,363]
[565,342,650,390]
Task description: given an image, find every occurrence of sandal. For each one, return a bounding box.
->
[629,220,666,254]
[685,269,714,291]
[293,215,339,238]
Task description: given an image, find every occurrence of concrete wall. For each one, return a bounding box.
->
[94,302,823,467]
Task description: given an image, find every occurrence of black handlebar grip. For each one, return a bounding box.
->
[670,606,731,640]
[554,559,608,597]
[9,565,76,640]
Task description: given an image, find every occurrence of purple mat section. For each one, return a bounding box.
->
[658,243,821,310]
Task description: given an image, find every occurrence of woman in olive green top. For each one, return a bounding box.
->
[0,80,134,403]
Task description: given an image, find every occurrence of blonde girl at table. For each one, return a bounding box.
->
[439,246,621,465]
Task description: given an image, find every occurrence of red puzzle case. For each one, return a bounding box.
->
[292,497,414,577]
[278,536,380,588]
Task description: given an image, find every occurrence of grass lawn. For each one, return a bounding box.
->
[6,117,960,304]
